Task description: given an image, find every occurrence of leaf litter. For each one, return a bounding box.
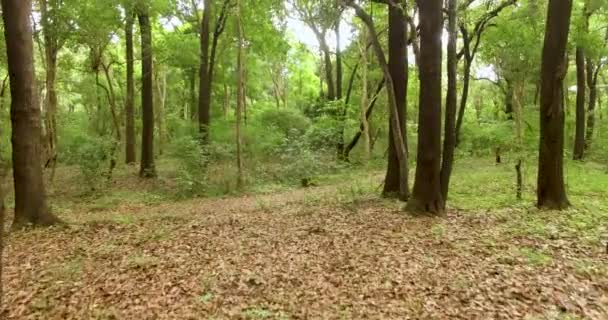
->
[2,185,607,319]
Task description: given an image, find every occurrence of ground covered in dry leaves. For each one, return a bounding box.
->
[3,173,608,319]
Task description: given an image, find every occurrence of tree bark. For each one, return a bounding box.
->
[573,47,586,160]
[406,0,444,215]
[358,29,371,161]
[125,13,136,164]
[198,0,213,143]
[2,0,60,228]
[138,11,156,178]
[39,0,59,168]
[440,0,458,205]
[537,0,572,210]
[383,2,409,201]
[344,0,408,201]
[585,58,599,149]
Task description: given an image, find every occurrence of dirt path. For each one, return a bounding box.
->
[3,184,607,319]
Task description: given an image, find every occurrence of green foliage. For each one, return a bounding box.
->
[258,108,311,138]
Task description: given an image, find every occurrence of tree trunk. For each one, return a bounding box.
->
[585,58,599,149]
[223,83,230,118]
[359,30,371,161]
[455,58,471,147]
[138,12,156,178]
[235,0,245,190]
[440,0,457,205]
[40,0,58,169]
[344,80,385,160]
[406,0,444,215]
[383,3,409,201]
[155,66,167,156]
[335,15,346,160]
[537,0,572,210]
[345,0,408,201]
[125,13,136,164]
[198,0,213,143]
[573,47,586,160]
[2,0,60,228]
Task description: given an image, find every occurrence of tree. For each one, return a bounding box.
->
[382,0,409,201]
[406,0,444,215]
[138,6,156,178]
[125,10,136,164]
[342,0,408,201]
[454,0,517,147]
[440,0,457,204]
[2,0,60,227]
[198,0,213,142]
[573,2,592,160]
[537,0,573,210]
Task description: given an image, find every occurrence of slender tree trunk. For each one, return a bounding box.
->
[235,0,244,189]
[505,79,514,119]
[440,0,457,205]
[537,0,572,210]
[345,0,408,201]
[198,0,213,143]
[359,30,371,161]
[573,47,586,160]
[189,67,197,119]
[383,2,409,201]
[40,0,58,169]
[455,58,471,147]
[138,11,156,178]
[406,0,444,215]
[335,15,347,160]
[223,83,230,118]
[125,13,136,164]
[344,80,385,160]
[2,0,60,228]
[585,58,599,149]
[155,66,167,155]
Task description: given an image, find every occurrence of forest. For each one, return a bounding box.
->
[0,0,607,318]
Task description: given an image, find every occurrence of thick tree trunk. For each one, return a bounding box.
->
[406,0,444,215]
[2,0,59,228]
[537,0,572,210]
[125,13,136,164]
[346,1,408,201]
[573,47,586,160]
[198,0,213,143]
[440,0,457,205]
[138,12,156,178]
[383,3,409,201]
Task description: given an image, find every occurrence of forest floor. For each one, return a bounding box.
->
[2,158,608,319]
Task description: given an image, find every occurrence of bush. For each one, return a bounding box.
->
[63,134,114,190]
[258,108,310,138]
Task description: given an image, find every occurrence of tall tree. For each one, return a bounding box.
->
[406,0,444,215]
[198,0,212,142]
[454,0,517,146]
[440,0,458,204]
[573,3,592,160]
[343,0,408,201]
[537,0,572,210]
[382,0,409,201]
[2,0,60,227]
[573,45,586,160]
[125,11,136,164]
[138,7,156,178]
